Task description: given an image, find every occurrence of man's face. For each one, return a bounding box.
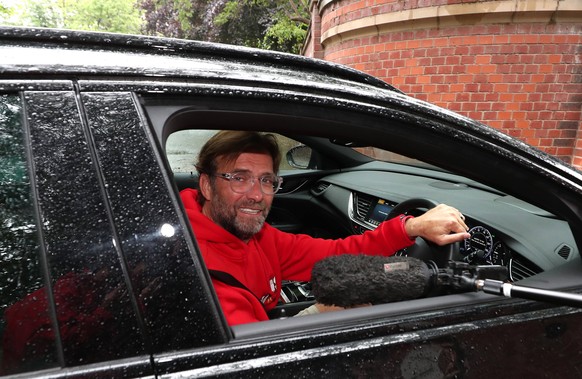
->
[201,152,275,242]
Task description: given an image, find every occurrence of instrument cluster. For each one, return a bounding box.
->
[460,223,512,266]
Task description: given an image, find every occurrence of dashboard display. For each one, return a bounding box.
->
[366,199,393,226]
[464,226,494,255]
[460,224,513,266]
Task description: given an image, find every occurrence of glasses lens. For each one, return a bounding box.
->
[229,173,251,193]
[259,175,278,194]
[226,173,281,194]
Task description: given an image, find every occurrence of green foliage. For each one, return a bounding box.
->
[174,0,194,36]
[2,0,143,34]
[0,0,64,27]
[213,0,308,53]
[65,0,143,34]
[0,1,14,23]
[138,0,212,40]
[261,12,308,54]
[26,0,63,28]
[1,0,310,53]
[214,0,270,47]
[140,0,309,53]
[213,1,237,26]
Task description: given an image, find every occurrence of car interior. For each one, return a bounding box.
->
[142,95,580,335]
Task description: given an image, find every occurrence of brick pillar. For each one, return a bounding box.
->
[308,0,582,170]
[302,0,324,59]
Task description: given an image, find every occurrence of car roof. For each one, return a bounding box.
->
[0,26,401,92]
[0,26,481,129]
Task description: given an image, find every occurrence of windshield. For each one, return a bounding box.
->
[354,147,440,170]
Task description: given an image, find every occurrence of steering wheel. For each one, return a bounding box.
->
[387,198,460,268]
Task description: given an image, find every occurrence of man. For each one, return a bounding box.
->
[180,131,470,325]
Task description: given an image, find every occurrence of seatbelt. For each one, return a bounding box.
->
[208,269,261,302]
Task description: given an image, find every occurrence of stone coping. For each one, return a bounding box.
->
[318,0,582,46]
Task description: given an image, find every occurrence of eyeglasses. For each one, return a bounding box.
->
[216,172,283,195]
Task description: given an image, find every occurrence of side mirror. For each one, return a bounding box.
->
[286,145,312,169]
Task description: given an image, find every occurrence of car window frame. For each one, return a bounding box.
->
[138,91,582,330]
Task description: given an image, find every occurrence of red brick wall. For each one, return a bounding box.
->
[303,1,324,59]
[306,0,582,170]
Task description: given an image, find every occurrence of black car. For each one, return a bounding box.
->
[1,27,581,378]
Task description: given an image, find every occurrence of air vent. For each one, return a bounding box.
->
[555,244,572,260]
[311,182,330,195]
[355,193,373,218]
[510,257,543,281]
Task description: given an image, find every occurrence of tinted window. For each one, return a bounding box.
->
[24,91,148,366]
[0,94,56,375]
[1,91,162,376]
[82,93,226,352]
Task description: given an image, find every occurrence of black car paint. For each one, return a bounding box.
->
[1,27,582,378]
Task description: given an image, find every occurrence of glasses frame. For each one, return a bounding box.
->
[215,172,283,195]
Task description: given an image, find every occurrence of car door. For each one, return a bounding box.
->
[0,87,159,377]
[139,90,582,378]
[1,85,233,378]
[4,78,580,379]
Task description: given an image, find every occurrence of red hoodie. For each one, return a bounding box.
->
[180,188,415,325]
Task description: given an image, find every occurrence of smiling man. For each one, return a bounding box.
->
[179,131,469,325]
[200,151,278,242]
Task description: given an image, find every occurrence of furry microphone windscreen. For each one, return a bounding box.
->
[310,255,435,307]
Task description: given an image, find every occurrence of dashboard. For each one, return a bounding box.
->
[347,190,527,278]
[350,193,511,266]
[306,163,579,283]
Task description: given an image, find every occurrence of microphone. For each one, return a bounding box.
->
[311,254,582,309]
[310,255,438,307]
[476,279,582,308]
[310,255,508,307]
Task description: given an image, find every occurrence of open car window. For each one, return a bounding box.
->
[160,121,577,336]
